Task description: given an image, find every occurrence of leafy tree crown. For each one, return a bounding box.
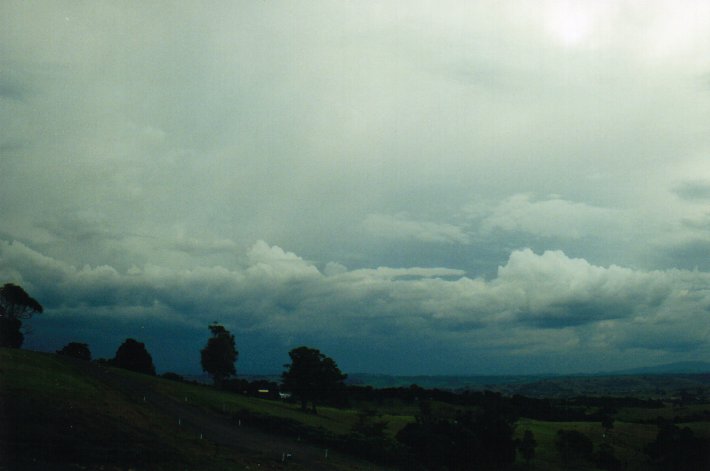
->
[114,338,156,375]
[201,323,238,385]
[0,283,43,320]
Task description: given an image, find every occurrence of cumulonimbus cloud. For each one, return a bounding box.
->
[2,238,708,363]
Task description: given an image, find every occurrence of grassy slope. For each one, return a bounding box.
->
[4,348,710,471]
[1,348,407,470]
[0,348,297,470]
[143,374,416,438]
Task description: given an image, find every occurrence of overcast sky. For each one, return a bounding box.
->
[2,0,710,375]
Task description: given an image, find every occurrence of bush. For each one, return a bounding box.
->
[113,338,156,375]
[397,409,517,470]
[57,342,92,361]
[161,372,184,382]
[645,422,710,471]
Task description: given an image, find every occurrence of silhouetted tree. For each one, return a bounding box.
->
[0,283,43,348]
[281,346,346,413]
[351,409,389,438]
[645,421,710,471]
[200,323,237,387]
[113,338,156,375]
[518,429,537,468]
[161,372,184,382]
[0,318,23,348]
[57,342,91,361]
[397,408,517,470]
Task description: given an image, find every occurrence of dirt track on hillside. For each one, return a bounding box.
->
[76,362,393,471]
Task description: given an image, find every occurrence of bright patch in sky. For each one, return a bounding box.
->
[545,1,597,46]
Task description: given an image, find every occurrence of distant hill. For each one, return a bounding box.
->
[346,373,556,390]
[347,363,710,398]
[603,361,710,376]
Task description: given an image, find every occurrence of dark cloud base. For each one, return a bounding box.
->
[4,239,710,375]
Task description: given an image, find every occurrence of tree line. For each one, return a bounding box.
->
[0,283,347,414]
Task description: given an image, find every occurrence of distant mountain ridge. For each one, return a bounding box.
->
[600,361,710,376]
[345,373,556,390]
[183,362,710,391]
[345,361,710,394]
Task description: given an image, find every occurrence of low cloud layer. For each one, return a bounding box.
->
[3,239,708,374]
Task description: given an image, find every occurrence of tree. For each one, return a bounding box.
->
[200,323,237,386]
[0,283,43,348]
[57,342,92,361]
[397,409,517,470]
[351,409,389,438]
[0,318,23,348]
[281,346,346,413]
[645,421,710,471]
[161,372,185,382]
[518,429,537,468]
[113,338,156,375]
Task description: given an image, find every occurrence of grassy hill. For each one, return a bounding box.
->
[3,348,710,471]
[0,348,257,470]
[0,348,395,470]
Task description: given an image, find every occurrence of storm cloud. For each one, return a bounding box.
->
[2,0,710,374]
[3,239,708,374]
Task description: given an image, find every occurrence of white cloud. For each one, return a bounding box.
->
[3,238,709,373]
[478,194,625,240]
[246,241,321,280]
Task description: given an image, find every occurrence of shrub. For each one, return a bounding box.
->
[56,342,92,361]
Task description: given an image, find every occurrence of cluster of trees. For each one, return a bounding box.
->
[281,346,347,413]
[199,325,348,414]
[46,313,347,415]
[550,423,710,471]
[397,405,518,470]
[0,281,345,415]
[645,420,710,470]
[58,338,157,376]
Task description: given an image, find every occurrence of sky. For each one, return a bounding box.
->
[1,0,710,376]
